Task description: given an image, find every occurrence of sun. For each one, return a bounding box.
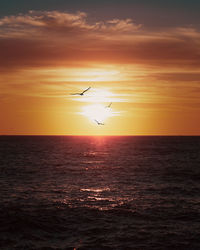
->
[80,104,113,123]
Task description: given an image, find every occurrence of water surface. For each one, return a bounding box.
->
[0,136,200,249]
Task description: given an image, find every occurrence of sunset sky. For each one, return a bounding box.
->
[1,0,200,135]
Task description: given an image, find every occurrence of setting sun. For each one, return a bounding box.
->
[80,104,114,124]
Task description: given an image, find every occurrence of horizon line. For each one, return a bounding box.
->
[0,134,200,137]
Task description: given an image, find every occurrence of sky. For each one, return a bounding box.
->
[0,0,200,135]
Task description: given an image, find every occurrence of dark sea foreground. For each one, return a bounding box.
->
[0,136,200,250]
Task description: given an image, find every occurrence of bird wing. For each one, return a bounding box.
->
[105,102,112,108]
[82,87,91,94]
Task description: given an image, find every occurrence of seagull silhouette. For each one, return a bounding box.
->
[70,87,91,96]
[105,102,112,108]
[94,119,104,125]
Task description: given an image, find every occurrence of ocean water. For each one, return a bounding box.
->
[0,136,200,250]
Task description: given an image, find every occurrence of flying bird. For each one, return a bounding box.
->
[105,102,112,108]
[94,119,104,125]
[70,87,91,96]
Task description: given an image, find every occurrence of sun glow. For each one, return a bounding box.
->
[80,104,114,124]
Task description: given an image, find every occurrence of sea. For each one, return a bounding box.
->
[0,136,200,250]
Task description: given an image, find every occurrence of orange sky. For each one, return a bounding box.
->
[0,10,200,135]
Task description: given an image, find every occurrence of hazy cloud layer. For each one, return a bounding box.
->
[0,10,200,70]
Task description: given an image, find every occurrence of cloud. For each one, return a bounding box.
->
[0,10,141,36]
[150,72,200,82]
[0,11,88,29]
[0,10,200,71]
